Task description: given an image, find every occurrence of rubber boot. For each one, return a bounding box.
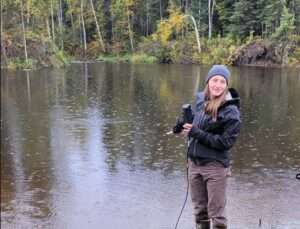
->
[196,220,210,229]
[212,225,227,229]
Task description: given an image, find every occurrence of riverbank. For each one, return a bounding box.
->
[1,34,300,70]
[2,0,299,71]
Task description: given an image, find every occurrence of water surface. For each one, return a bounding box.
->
[1,63,300,229]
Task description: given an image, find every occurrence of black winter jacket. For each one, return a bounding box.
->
[187,88,241,167]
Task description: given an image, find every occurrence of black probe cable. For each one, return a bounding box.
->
[174,111,204,229]
[296,173,300,180]
[174,142,190,229]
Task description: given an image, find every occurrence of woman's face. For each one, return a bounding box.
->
[208,75,227,98]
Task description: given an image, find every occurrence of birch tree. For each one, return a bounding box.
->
[111,0,135,52]
[19,0,28,62]
[126,0,134,51]
[1,0,8,65]
[50,0,56,43]
[185,14,201,52]
[58,0,64,49]
[80,0,87,56]
[89,0,105,51]
[208,0,215,39]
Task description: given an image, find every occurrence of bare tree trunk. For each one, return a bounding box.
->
[1,0,8,66]
[20,0,28,62]
[70,12,76,43]
[159,0,162,20]
[185,14,201,53]
[78,14,83,48]
[58,0,64,49]
[66,0,75,42]
[26,0,30,25]
[70,9,74,30]
[198,0,201,35]
[59,0,63,22]
[111,17,114,42]
[208,0,215,39]
[126,4,134,51]
[208,0,212,39]
[80,0,87,57]
[146,0,149,36]
[46,18,52,40]
[50,0,56,43]
[70,7,75,36]
[0,0,3,39]
[89,0,105,51]
[211,0,215,29]
[103,0,112,41]
[185,0,189,13]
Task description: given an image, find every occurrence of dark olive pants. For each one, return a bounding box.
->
[188,160,229,228]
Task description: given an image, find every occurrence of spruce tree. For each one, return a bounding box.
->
[230,0,258,39]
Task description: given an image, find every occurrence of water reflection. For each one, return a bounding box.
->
[233,67,300,176]
[1,64,300,228]
[1,69,55,227]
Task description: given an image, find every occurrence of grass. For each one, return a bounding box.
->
[7,58,36,70]
[97,54,129,63]
[97,53,158,64]
[130,53,158,63]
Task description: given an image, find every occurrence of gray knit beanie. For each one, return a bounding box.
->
[206,65,231,84]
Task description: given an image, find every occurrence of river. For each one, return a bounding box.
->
[1,63,300,229]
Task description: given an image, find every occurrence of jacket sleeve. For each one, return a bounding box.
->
[188,108,241,151]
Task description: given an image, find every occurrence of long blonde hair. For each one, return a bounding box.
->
[203,84,228,120]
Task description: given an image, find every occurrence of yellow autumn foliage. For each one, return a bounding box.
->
[152,5,185,45]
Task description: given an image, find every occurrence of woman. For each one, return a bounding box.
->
[183,65,241,229]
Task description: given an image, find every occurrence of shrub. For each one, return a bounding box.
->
[130,53,158,63]
[7,58,36,70]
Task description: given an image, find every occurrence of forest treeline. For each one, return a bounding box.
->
[1,0,300,69]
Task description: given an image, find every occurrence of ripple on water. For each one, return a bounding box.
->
[2,64,300,229]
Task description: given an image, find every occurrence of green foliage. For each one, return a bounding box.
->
[137,37,172,63]
[288,47,300,65]
[272,5,295,42]
[286,35,300,65]
[97,55,120,63]
[1,0,299,69]
[152,5,185,45]
[110,0,136,52]
[292,0,300,34]
[7,58,36,70]
[145,4,189,63]
[97,53,158,63]
[197,36,238,65]
[55,50,71,65]
[97,54,131,62]
[48,50,71,68]
[138,32,239,65]
[259,0,283,37]
[130,53,158,63]
[190,0,208,36]
[229,0,259,38]
[215,0,235,35]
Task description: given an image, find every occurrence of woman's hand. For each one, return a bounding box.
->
[182,123,193,136]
